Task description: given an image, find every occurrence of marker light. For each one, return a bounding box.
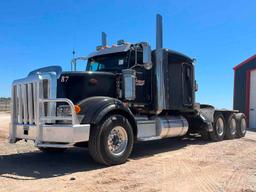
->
[74,105,81,114]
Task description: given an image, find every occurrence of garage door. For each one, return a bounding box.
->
[249,70,256,128]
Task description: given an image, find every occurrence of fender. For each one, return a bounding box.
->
[78,96,137,134]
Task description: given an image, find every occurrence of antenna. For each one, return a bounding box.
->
[156,14,163,50]
[72,49,76,58]
[71,49,76,71]
[102,32,107,47]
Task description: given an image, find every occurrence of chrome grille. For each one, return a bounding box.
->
[14,82,38,125]
[13,79,54,125]
[9,66,62,144]
[12,74,56,126]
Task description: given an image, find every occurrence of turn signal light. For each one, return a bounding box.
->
[74,105,81,114]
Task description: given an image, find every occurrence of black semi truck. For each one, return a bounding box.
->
[9,14,247,165]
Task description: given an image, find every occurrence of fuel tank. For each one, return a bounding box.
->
[57,71,117,104]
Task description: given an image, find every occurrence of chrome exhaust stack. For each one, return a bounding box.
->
[155,14,166,114]
[156,14,163,50]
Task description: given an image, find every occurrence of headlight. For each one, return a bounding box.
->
[57,105,71,116]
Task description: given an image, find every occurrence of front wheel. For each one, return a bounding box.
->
[88,114,134,166]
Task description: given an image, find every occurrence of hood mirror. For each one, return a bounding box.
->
[142,43,152,70]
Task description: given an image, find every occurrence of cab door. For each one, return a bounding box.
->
[182,63,194,107]
[134,67,152,105]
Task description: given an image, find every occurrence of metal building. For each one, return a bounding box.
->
[234,55,256,129]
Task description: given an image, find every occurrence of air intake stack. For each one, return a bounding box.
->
[102,32,107,47]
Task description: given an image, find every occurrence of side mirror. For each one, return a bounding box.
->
[142,43,152,70]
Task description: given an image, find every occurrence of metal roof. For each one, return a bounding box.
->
[233,54,256,71]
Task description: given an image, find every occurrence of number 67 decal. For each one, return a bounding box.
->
[61,75,69,83]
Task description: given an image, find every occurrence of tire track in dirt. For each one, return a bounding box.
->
[182,159,221,192]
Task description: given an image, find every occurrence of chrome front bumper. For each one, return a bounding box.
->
[9,67,90,147]
[12,123,90,144]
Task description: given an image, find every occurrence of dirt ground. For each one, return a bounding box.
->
[0,112,255,192]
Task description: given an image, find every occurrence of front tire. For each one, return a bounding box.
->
[210,112,226,142]
[88,114,134,166]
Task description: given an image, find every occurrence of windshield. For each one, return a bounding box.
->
[86,53,128,72]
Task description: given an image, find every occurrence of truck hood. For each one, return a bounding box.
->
[57,71,117,104]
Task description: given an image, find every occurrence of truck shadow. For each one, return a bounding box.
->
[131,136,207,160]
[0,135,207,180]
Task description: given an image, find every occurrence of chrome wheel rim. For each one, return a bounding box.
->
[216,117,224,136]
[107,126,128,156]
[230,118,237,135]
[241,118,246,134]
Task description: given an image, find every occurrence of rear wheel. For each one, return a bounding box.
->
[236,114,247,138]
[88,114,134,165]
[225,114,237,139]
[210,112,226,142]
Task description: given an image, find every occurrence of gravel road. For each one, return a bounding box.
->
[0,112,255,192]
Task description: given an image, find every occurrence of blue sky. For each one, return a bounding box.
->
[0,0,256,109]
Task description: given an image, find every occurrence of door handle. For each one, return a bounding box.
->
[250,108,255,111]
